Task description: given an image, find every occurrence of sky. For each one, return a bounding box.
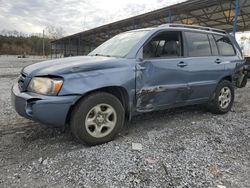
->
[1,0,250,53]
[0,0,185,35]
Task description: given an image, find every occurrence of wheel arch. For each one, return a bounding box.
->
[219,75,233,83]
[209,75,233,102]
[65,86,130,126]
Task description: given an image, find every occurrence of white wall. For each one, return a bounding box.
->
[236,31,250,57]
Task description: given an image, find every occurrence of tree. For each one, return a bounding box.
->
[45,25,65,40]
[0,28,65,55]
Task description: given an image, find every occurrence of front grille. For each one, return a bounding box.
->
[18,73,27,91]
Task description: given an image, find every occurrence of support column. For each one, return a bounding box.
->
[77,35,81,55]
[55,43,57,58]
[167,10,172,23]
[233,0,240,35]
[68,38,71,56]
[64,41,66,57]
[50,43,52,59]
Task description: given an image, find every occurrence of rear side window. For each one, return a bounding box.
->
[208,34,219,56]
[214,35,235,56]
[185,32,211,57]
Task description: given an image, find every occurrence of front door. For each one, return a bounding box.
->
[135,31,189,112]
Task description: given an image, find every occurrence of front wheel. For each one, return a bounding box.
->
[207,80,234,114]
[70,92,125,145]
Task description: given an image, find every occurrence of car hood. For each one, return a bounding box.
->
[23,56,127,77]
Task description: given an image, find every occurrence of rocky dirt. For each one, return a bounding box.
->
[0,56,249,188]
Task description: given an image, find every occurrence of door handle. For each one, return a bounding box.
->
[177,61,188,67]
[215,59,222,64]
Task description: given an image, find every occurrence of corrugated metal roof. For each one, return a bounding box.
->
[52,0,250,45]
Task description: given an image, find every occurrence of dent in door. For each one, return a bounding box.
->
[135,62,188,112]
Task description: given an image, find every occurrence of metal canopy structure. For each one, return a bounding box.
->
[51,0,250,57]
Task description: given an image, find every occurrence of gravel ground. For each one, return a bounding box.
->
[0,56,249,188]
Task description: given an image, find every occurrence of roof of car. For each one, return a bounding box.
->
[157,24,227,35]
[125,24,227,36]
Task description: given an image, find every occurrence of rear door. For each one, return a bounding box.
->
[213,34,242,72]
[135,31,189,112]
[183,31,225,102]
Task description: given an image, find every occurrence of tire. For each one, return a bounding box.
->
[70,92,125,145]
[207,80,234,114]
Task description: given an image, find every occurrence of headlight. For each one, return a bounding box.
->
[28,77,63,95]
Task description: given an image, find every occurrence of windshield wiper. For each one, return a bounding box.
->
[91,53,111,57]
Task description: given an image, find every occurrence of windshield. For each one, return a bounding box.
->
[88,30,149,57]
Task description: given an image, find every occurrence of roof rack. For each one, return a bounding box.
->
[158,24,226,34]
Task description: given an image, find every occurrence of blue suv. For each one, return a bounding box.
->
[12,24,247,145]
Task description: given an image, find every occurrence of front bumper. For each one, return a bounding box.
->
[11,83,80,127]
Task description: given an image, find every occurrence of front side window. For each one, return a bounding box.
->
[143,31,182,59]
[214,35,235,56]
[89,30,149,57]
[185,32,211,57]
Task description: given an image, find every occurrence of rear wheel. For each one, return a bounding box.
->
[207,80,234,114]
[70,92,125,145]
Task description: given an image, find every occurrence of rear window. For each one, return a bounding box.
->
[214,35,235,56]
[185,32,211,57]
